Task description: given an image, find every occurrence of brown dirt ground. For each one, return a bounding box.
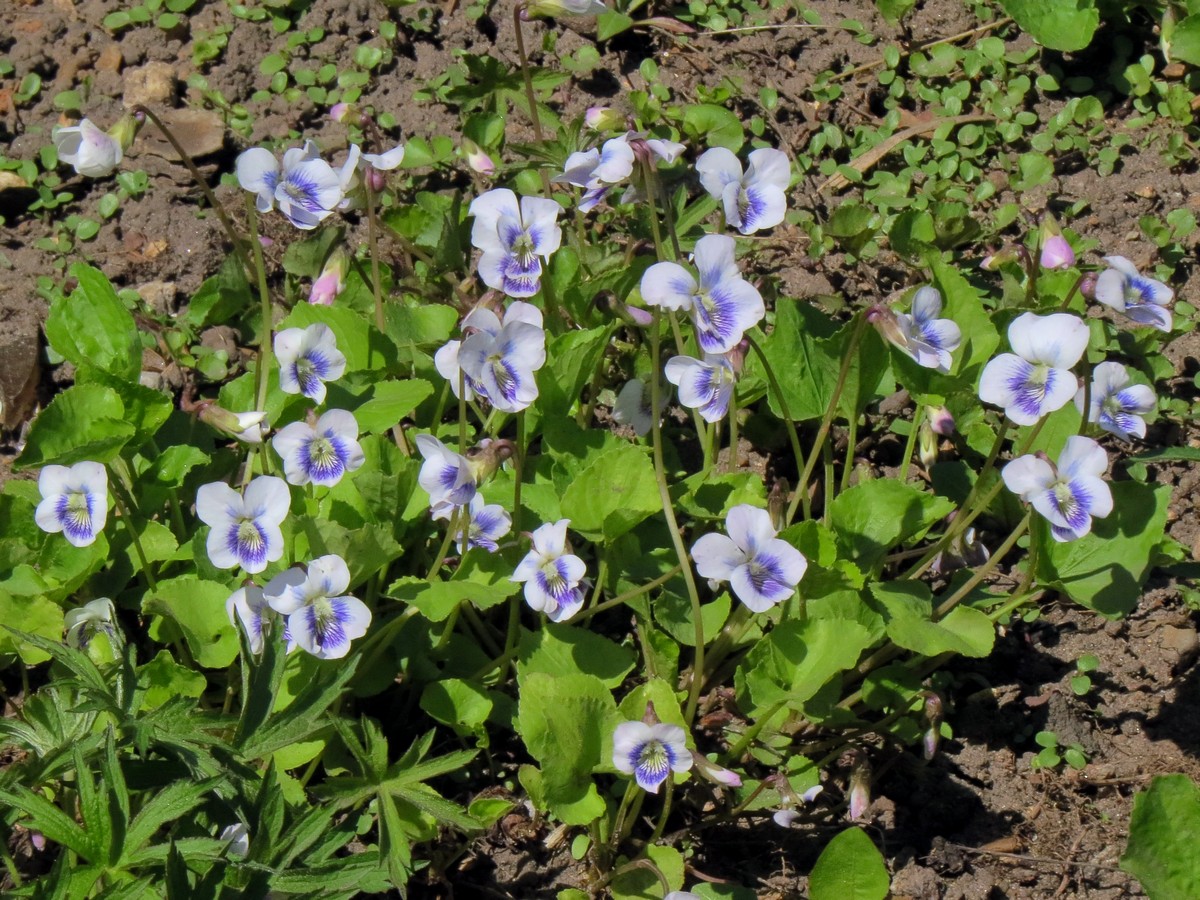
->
[2,0,1199,897]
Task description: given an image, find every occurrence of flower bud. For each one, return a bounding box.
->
[364,165,388,193]
[848,752,871,821]
[928,405,956,436]
[309,248,348,306]
[329,102,352,123]
[65,598,123,662]
[1039,216,1075,270]
[585,106,625,133]
[197,401,268,443]
[690,751,742,788]
[1079,271,1098,300]
[768,479,789,533]
[921,692,943,761]
[918,419,938,470]
[462,138,495,176]
[979,248,1019,271]
[522,0,607,18]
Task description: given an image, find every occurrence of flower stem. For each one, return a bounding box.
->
[132,105,250,274]
[933,511,1031,620]
[573,564,684,623]
[512,410,526,536]
[108,475,157,592]
[722,699,787,763]
[726,386,739,472]
[840,410,859,492]
[900,402,924,483]
[649,311,708,726]
[245,197,273,415]
[787,312,867,524]
[512,3,554,197]
[744,334,809,518]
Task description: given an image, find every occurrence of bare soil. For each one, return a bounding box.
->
[2,0,1199,896]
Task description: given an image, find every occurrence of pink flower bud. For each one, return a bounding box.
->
[329,103,351,122]
[979,248,1019,271]
[928,405,956,436]
[309,248,348,306]
[462,139,495,175]
[585,106,624,132]
[1040,234,1075,270]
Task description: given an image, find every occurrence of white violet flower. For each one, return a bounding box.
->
[695,146,790,235]
[978,312,1090,426]
[1094,255,1173,332]
[640,234,764,354]
[54,118,123,178]
[468,189,562,298]
[195,476,291,574]
[1002,435,1113,542]
[612,721,693,793]
[510,519,586,622]
[691,504,807,613]
[1075,361,1156,441]
[263,554,371,660]
[35,461,108,548]
[274,324,347,405]
[272,409,365,488]
[236,141,344,230]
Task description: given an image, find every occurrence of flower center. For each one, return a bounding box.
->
[237,519,265,553]
[1052,480,1078,519]
[309,597,345,649]
[65,491,92,531]
[539,559,565,594]
[635,740,670,780]
[511,232,537,267]
[308,436,340,472]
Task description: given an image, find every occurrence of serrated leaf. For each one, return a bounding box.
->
[44,263,140,381]
[559,443,660,542]
[16,384,135,468]
[871,582,994,658]
[1122,774,1200,899]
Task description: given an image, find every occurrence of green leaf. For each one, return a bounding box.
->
[353,379,434,434]
[997,0,1099,51]
[0,592,63,664]
[829,480,955,574]
[808,827,890,900]
[682,104,745,151]
[1037,482,1171,618]
[596,9,635,40]
[870,582,994,658]
[518,623,635,689]
[75,367,172,448]
[739,618,871,715]
[517,672,615,825]
[137,649,207,709]
[1168,15,1200,66]
[388,575,517,622]
[559,443,660,542]
[183,256,253,328]
[44,263,140,381]
[16,383,136,468]
[281,303,392,374]
[144,577,239,668]
[420,679,494,734]
[1122,774,1200,900]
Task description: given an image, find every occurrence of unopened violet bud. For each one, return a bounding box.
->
[329,102,351,122]
[1040,234,1075,270]
[1079,271,1098,300]
[462,138,495,175]
[309,248,348,306]
[364,165,387,193]
[922,692,943,761]
[918,420,938,470]
[1039,215,1075,270]
[30,831,46,852]
[848,752,871,821]
[690,750,742,788]
[625,306,654,327]
[258,236,274,248]
[197,401,269,443]
[928,405,956,436]
[523,0,607,18]
[979,247,1019,271]
[585,106,624,133]
[768,479,788,532]
[726,339,749,375]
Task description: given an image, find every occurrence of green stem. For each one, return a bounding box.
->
[726,385,739,472]
[787,312,867,524]
[512,3,554,197]
[933,512,1031,620]
[649,312,708,726]
[900,402,924,483]
[744,335,809,516]
[722,700,787,762]
[608,781,644,853]
[840,411,859,492]
[245,197,274,414]
[513,411,526,536]
[426,508,461,580]
[648,782,675,845]
[364,181,387,333]
[107,466,157,592]
[573,564,683,623]
[132,105,250,274]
